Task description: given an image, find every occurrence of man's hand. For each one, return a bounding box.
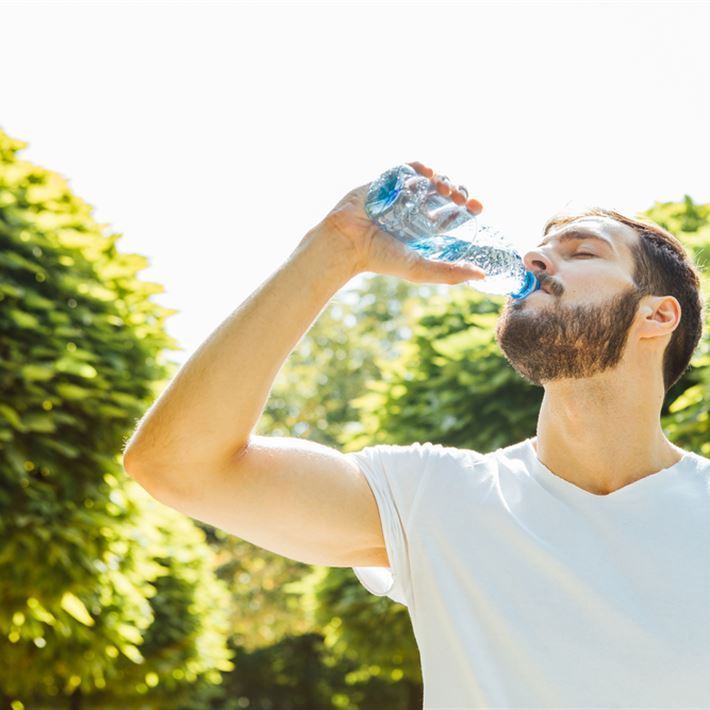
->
[315,161,486,285]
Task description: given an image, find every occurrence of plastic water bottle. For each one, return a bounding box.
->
[364,164,539,300]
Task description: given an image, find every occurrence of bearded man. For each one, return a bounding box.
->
[125,161,708,709]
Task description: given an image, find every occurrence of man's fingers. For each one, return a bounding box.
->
[408,161,434,178]
[407,161,483,214]
[431,176,451,196]
[450,189,467,206]
[466,198,483,215]
[412,257,487,284]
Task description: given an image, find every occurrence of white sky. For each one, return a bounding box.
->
[2,1,709,366]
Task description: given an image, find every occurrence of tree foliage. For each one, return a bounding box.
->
[646,196,709,456]
[0,127,233,707]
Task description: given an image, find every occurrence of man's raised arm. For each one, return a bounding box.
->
[123,167,483,484]
[123,221,357,481]
[121,169,484,568]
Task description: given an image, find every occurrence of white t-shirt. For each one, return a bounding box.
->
[345,437,710,709]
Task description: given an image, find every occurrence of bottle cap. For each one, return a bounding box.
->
[511,271,540,300]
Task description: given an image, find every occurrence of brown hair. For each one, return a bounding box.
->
[542,207,706,393]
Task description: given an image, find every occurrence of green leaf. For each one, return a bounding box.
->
[43,438,80,459]
[56,382,91,400]
[432,327,493,360]
[8,308,40,329]
[117,642,144,664]
[22,412,57,433]
[0,403,24,430]
[116,622,143,645]
[20,363,55,382]
[55,357,98,379]
[60,592,94,627]
[668,384,705,413]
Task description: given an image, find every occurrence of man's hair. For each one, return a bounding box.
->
[542,207,706,393]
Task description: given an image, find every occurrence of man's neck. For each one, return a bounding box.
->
[532,374,684,496]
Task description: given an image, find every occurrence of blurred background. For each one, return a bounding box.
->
[0,1,708,708]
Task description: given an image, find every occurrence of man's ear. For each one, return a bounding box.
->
[637,295,682,340]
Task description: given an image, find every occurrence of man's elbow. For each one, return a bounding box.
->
[123,449,198,510]
[123,448,165,493]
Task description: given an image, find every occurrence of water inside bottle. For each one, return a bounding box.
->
[365,166,539,299]
[366,165,477,244]
[409,226,535,298]
[408,235,472,261]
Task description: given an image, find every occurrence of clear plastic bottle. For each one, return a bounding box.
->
[364,164,539,300]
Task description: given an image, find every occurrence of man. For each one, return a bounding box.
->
[123,162,709,708]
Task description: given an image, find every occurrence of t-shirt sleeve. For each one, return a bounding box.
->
[344,442,434,607]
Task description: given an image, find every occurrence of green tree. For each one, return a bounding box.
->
[0,128,233,708]
[646,196,709,456]
[258,275,437,447]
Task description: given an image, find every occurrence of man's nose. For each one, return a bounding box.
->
[522,246,557,276]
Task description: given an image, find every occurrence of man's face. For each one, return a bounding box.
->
[495,216,643,386]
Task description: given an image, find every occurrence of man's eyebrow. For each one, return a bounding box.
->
[538,229,615,250]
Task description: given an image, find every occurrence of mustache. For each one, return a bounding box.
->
[538,274,563,297]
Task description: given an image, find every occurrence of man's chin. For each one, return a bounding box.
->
[501,359,546,387]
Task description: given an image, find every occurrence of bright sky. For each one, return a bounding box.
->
[2,1,709,366]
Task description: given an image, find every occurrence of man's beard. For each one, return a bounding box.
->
[495,283,644,386]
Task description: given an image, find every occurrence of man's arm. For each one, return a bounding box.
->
[123,167,482,478]
[122,224,393,568]
[123,172,483,568]
[123,224,356,477]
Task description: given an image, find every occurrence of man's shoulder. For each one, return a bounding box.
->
[684,448,710,468]
[349,438,533,470]
[421,438,533,467]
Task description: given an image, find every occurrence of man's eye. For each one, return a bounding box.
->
[574,253,595,258]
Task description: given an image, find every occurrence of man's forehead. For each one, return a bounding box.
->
[545,216,638,253]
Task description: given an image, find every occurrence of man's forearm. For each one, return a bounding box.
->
[124,225,357,472]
